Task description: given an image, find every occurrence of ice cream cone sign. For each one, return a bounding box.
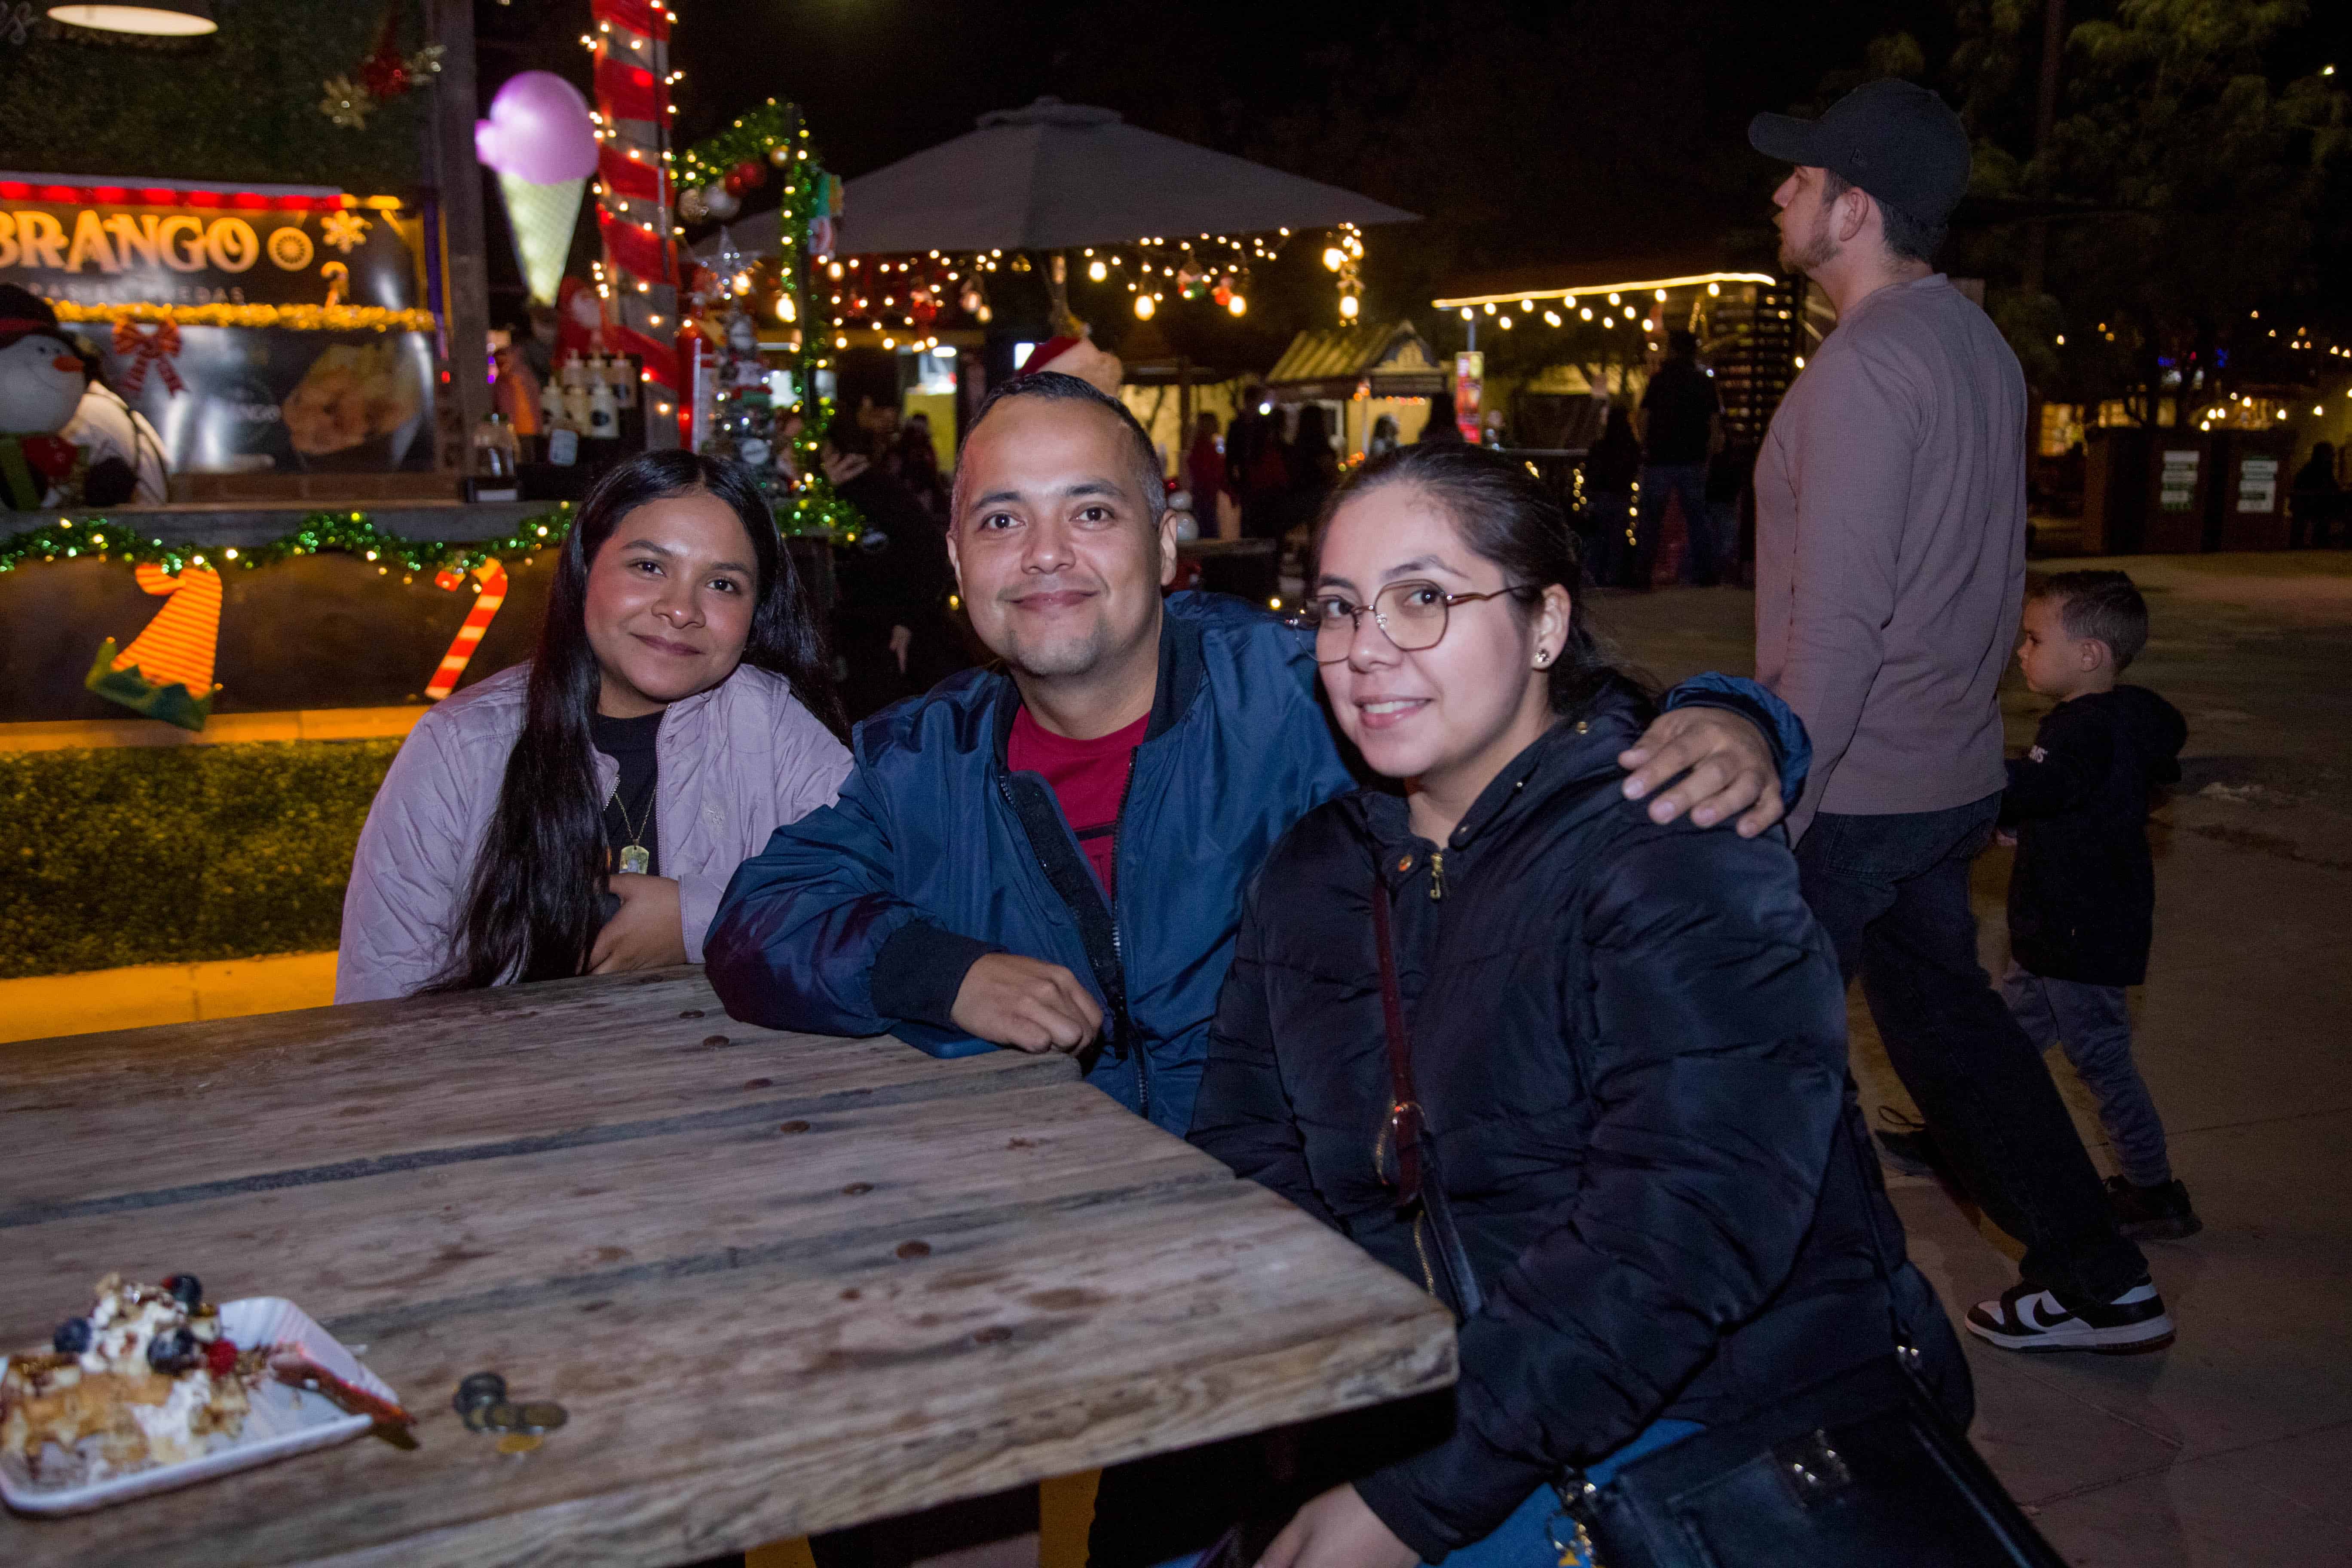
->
[476,72,599,307]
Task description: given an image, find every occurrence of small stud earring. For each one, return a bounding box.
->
[1536,650,1552,666]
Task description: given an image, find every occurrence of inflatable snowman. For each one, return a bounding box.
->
[0,285,166,510]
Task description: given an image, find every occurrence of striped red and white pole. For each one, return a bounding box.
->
[424,561,511,701]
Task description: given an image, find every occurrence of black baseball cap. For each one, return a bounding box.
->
[1748,79,1972,228]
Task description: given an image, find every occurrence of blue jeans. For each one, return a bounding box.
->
[2001,963,2174,1188]
[1421,1419,1704,1568]
[1635,463,1712,586]
[1795,797,2148,1304]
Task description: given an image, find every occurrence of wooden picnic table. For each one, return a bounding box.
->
[0,968,1456,1566]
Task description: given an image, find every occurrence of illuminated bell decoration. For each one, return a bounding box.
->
[1323,246,1346,271]
[1339,294,1360,320]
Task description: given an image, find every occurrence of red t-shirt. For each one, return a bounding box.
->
[1008,706,1148,899]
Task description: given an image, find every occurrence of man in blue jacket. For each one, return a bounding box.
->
[706,373,1802,1137]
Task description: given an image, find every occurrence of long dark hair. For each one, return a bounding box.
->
[1313,443,1628,716]
[429,450,845,991]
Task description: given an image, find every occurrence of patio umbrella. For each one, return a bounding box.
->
[694,99,1414,266]
[837,98,1416,253]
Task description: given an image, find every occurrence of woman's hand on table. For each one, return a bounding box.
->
[1617,705,1784,837]
[1257,1484,1420,1568]
[950,953,1102,1054]
[588,874,689,974]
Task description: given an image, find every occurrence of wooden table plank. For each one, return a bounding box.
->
[0,1085,1225,1334]
[8,1176,1455,1567]
[0,969,1075,1214]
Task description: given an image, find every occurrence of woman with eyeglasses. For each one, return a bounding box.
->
[1188,444,1968,1568]
[336,450,851,1002]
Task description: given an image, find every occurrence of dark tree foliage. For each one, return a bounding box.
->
[1834,1,2350,423]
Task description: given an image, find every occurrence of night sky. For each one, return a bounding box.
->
[475,0,2352,355]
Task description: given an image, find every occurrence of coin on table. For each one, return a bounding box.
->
[482,1400,523,1430]
[496,1433,543,1455]
[518,1402,568,1432]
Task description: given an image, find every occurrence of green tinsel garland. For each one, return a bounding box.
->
[0,507,579,576]
[0,493,873,574]
[678,101,858,540]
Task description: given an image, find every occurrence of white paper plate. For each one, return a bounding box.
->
[0,1296,397,1517]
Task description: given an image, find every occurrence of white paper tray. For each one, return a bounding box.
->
[1,1295,397,1517]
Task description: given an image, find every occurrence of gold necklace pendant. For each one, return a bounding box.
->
[609,778,654,879]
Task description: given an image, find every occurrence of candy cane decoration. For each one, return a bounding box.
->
[424,560,510,699]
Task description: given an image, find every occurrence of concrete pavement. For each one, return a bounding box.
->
[1597,552,2352,1566]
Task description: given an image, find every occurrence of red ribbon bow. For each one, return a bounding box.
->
[111,318,185,398]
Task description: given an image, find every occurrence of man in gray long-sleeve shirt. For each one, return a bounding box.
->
[1744,81,2173,1354]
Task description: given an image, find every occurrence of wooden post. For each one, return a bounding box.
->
[423,0,490,486]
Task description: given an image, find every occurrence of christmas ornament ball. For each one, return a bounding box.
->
[703,185,741,220]
[768,144,793,167]
[731,160,766,191]
[678,187,710,224]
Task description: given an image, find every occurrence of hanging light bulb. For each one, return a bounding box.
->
[1134,294,1156,319]
[1228,293,1248,317]
[1340,294,1361,321]
[1323,247,1346,271]
[775,294,796,323]
[1088,258,1108,282]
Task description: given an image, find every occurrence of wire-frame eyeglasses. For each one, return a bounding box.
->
[1292,581,1532,665]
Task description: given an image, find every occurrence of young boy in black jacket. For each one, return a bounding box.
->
[2003,570,2198,1240]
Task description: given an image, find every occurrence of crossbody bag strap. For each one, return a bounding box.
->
[1369,886,1421,1204]
[1372,876,1484,1318]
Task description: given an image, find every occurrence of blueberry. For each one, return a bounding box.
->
[52,1317,92,1354]
[160,1274,202,1308]
[147,1327,198,1372]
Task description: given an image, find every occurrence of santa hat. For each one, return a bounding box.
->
[0,284,74,353]
[1018,335,1085,376]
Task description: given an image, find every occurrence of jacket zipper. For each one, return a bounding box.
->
[1111,751,1145,1120]
[1429,848,1446,901]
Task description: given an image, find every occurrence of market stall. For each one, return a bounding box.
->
[1263,319,1449,458]
[1430,251,1816,446]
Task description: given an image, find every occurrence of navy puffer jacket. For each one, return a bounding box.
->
[1189,680,1969,1559]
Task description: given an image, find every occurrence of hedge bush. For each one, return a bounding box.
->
[0,741,397,980]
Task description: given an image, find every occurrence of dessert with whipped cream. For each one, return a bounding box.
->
[3,1274,262,1483]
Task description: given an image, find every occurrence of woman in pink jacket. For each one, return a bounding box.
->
[337,451,853,1003]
